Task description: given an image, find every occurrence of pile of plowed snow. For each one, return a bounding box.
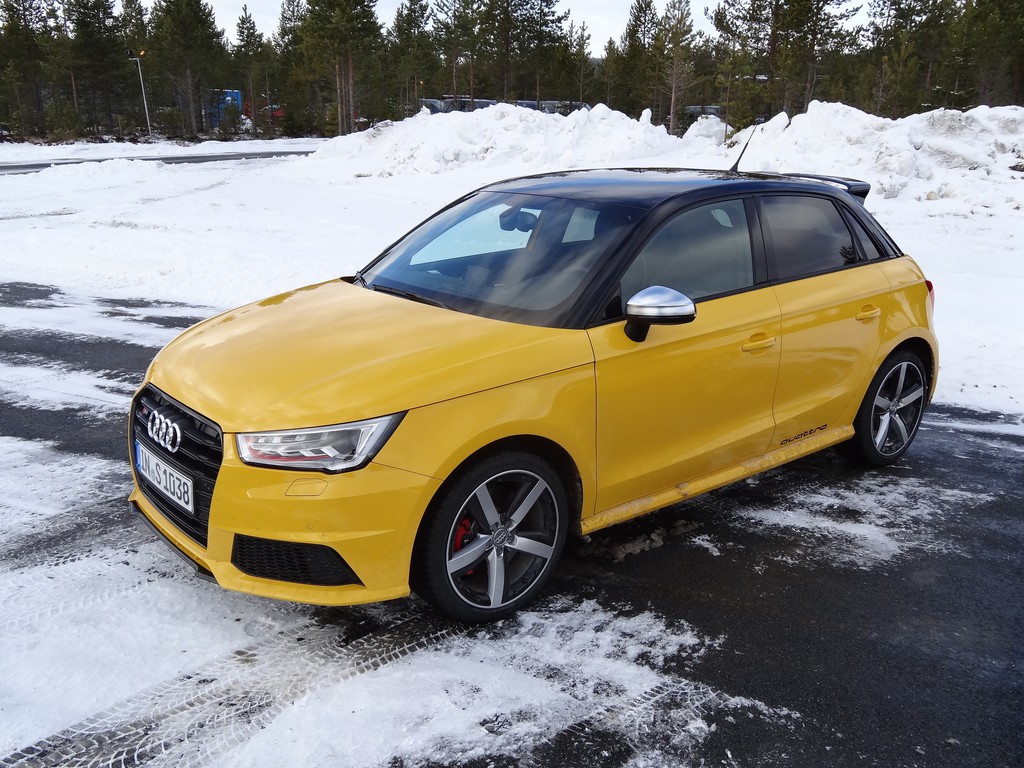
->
[311,100,1023,213]
[313,103,684,174]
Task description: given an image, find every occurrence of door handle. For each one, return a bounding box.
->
[741,335,777,352]
[856,306,882,322]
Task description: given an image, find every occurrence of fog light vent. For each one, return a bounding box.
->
[231,535,362,587]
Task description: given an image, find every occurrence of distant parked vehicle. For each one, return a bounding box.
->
[541,100,591,115]
[208,89,243,131]
[685,105,722,119]
[438,96,497,113]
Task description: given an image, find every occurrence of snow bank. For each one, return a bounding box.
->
[312,103,686,175]
[727,101,1024,211]
[308,100,1023,213]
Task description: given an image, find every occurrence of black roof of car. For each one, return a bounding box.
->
[484,168,870,209]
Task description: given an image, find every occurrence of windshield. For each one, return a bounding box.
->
[361,191,639,327]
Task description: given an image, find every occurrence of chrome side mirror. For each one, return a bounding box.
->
[624,285,697,342]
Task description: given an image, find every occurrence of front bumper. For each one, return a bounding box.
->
[130,447,442,606]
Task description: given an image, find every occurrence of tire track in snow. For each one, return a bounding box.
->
[0,607,466,768]
[0,490,139,572]
[520,679,734,767]
[0,537,193,633]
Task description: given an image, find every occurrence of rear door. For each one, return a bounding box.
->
[760,194,891,446]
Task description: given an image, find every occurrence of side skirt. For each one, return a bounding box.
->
[580,426,855,536]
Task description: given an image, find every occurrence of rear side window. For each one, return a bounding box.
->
[620,199,754,302]
[762,196,858,280]
[847,214,885,260]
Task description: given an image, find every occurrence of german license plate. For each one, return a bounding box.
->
[136,440,194,514]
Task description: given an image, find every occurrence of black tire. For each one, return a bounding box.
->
[845,350,929,466]
[411,451,568,623]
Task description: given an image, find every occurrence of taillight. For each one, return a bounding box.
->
[925,279,934,305]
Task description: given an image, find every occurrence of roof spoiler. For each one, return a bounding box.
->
[778,173,871,203]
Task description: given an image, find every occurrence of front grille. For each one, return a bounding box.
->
[131,385,223,547]
[232,534,362,587]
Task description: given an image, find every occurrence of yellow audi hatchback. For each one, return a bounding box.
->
[130,169,937,622]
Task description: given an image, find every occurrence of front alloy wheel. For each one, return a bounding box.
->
[413,452,568,623]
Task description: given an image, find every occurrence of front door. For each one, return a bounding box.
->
[588,198,781,516]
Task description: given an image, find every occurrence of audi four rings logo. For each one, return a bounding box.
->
[148,410,183,453]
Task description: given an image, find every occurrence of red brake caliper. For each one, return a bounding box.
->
[453,518,475,575]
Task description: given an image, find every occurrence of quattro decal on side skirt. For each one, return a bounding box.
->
[781,424,828,446]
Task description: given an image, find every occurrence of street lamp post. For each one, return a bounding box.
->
[129,54,152,135]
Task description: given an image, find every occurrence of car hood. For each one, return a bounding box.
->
[147,280,595,433]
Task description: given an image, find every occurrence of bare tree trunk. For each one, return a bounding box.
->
[803,57,816,110]
[668,59,678,134]
[247,73,258,137]
[70,68,78,117]
[339,56,348,135]
[183,65,198,135]
[347,48,356,133]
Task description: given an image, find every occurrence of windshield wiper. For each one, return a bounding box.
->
[370,284,451,310]
[351,271,367,287]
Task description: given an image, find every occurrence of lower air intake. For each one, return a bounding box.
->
[231,534,363,587]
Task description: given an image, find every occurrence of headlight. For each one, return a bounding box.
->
[236,414,403,473]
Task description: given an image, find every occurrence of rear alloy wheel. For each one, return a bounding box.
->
[413,452,568,623]
[846,351,928,466]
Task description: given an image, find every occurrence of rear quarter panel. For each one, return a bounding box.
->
[873,255,939,394]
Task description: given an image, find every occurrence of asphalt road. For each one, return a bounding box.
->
[0,280,1020,767]
[0,148,314,175]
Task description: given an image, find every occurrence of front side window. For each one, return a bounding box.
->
[761,196,858,280]
[619,199,754,304]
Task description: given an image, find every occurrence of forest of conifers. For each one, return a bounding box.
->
[0,0,1020,140]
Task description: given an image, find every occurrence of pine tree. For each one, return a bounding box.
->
[234,5,265,134]
[433,0,484,97]
[275,0,304,56]
[775,0,858,113]
[481,0,525,100]
[119,0,146,53]
[68,0,123,133]
[711,0,776,124]
[519,0,566,102]
[660,0,694,132]
[565,20,591,103]
[1,0,49,134]
[389,0,436,111]
[968,0,1023,105]
[619,0,660,117]
[148,0,227,135]
[301,0,381,134]
[597,37,623,108]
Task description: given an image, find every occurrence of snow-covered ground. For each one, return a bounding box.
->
[1,102,1022,765]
